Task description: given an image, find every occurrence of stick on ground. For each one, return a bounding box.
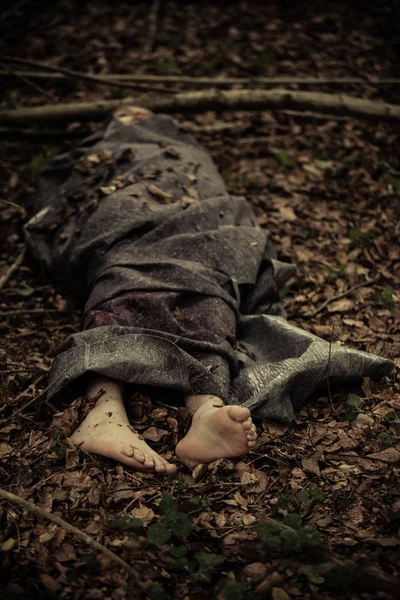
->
[0,247,26,293]
[1,89,400,125]
[0,487,134,574]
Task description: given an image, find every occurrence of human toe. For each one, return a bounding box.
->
[154,457,166,473]
[143,454,155,468]
[227,406,251,422]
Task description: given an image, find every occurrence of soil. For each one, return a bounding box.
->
[0,1,399,599]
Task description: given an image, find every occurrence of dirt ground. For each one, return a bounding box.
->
[0,1,399,598]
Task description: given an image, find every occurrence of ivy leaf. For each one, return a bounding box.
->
[283,513,303,530]
[159,492,179,515]
[147,522,171,546]
[170,545,187,559]
[166,512,193,538]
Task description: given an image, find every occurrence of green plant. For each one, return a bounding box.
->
[377,432,400,450]
[325,264,346,281]
[274,149,294,167]
[375,285,396,310]
[147,493,194,546]
[344,394,363,422]
[28,147,59,183]
[254,513,326,557]
[51,427,67,461]
[297,483,325,505]
[349,226,371,248]
[298,562,334,586]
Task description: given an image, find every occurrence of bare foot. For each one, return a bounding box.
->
[175,395,257,463]
[69,377,177,474]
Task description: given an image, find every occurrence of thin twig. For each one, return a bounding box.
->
[0,62,55,101]
[0,55,173,94]
[291,279,376,319]
[144,0,161,55]
[1,69,400,87]
[0,308,73,317]
[0,247,26,293]
[0,487,134,573]
[0,374,47,417]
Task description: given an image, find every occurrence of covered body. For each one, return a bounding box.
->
[25,109,393,420]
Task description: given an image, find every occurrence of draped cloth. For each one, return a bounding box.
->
[25,108,394,421]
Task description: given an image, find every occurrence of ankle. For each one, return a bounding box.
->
[185,394,224,414]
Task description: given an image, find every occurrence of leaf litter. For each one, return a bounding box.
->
[0,1,400,599]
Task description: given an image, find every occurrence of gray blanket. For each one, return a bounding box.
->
[25,108,394,421]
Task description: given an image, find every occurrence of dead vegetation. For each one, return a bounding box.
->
[0,1,399,598]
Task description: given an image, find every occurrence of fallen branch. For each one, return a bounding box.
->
[1,90,400,125]
[0,247,26,293]
[0,487,134,573]
[1,69,399,87]
[291,279,376,319]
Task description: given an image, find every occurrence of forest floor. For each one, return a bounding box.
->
[0,1,399,599]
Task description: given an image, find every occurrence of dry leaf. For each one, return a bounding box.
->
[242,562,267,581]
[301,456,320,476]
[367,447,400,463]
[131,506,155,525]
[142,427,166,442]
[271,587,290,600]
[327,298,355,313]
[1,538,16,551]
[99,185,117,195]
[39,574,61,592]
[279,206,297,222]
[148,184,173,201]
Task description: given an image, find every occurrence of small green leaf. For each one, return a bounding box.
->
[316,562,334,574]
[195,552,225,569]
[159,492,179,515]
[147,583,168,600]
[54,443,66,461]
[166,512,193,538]
[344,394,363,422]
[147,522,171,546]
[298,564,314,575]
[283,513,303,530]
[254,522,281,542]
[309,575,325,585]
[274,149,294,167]
[170,545,187,559]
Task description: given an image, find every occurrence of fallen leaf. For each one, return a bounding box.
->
[39,574,61,593]
[327,298,355,313]
[142,427,166,442]
[131,506,155,525]
[1,538,16,551]
[364,537,400,547]
[271,587,290,600]
[242,562,267,581]
[99,185,117,195]
[279,206,297,222]
[367,447,400,463]
[301,457,321,476]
